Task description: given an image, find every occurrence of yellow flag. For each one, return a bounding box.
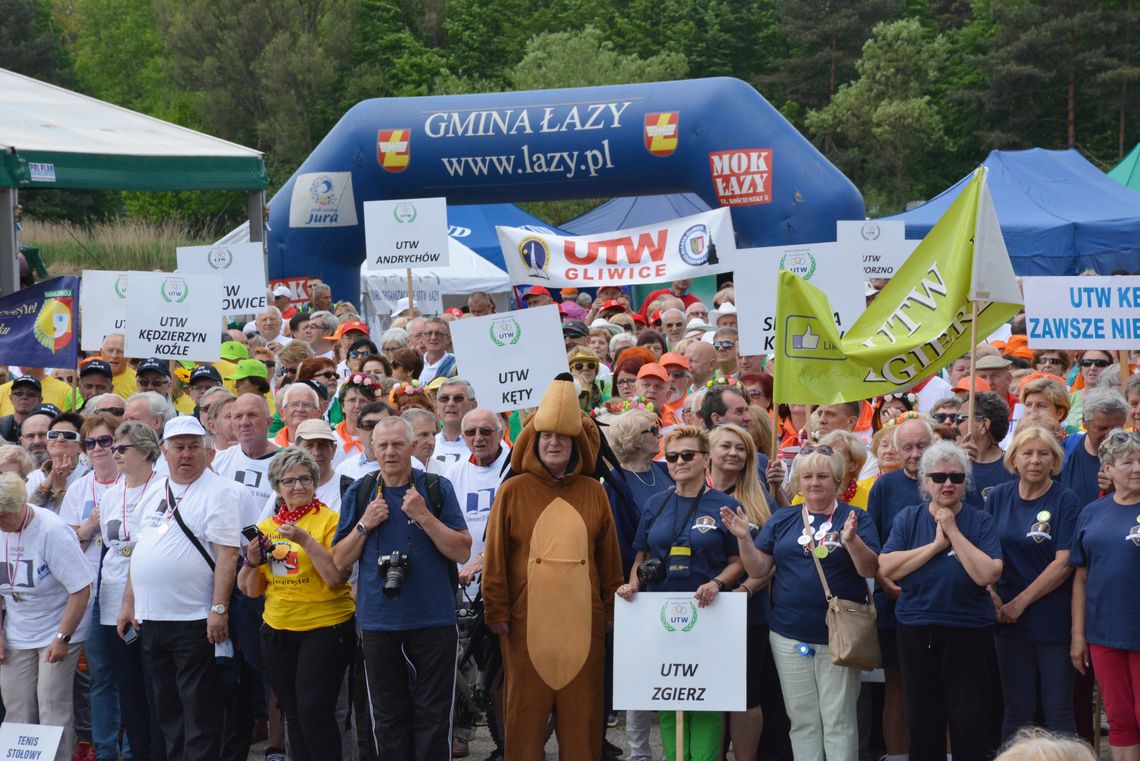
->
[774,168,1022,405]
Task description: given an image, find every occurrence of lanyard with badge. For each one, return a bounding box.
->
[159,478,197,534]
[664,484,706,579]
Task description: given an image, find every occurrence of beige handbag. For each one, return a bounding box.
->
[802,507,882,669]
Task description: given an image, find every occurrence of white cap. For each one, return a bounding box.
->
[163,415,207,441]
[272,285,291,298]
[393,297,411,316]
[589,318,622,336]
[713,302,737,323]
[864,281,879,297]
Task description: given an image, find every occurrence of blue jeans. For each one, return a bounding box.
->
[86,597,122,758]
[993,634,1076,741]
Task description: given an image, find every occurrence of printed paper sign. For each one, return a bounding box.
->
[176,243,267,316]
[735,242,867,356]
[498,208,737,288]
[80,269,128,351]
[837,220,919,279]
[708,148,772,206]
[0,722,63,761]
[449,305,568,412]
[613,592,746,711]
[288,171,358,228]
[1024,276,1140,349]
[363,196,450,271]
[362,273,444,316]
[124,271,223,361]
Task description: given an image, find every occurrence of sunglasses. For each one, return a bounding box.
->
[1106,430,1140,445]
[348,351,370,359]
[1080,358,1111,368]
[82,435,115,451]
[928,472,966,484]
[314,371,339,381]
[664,449,706,463]
[571,362,598,372]
[110,444,135,455]
[800,445,835,457]
[1037,357,1064,366]
[463,427,497,438]
[47,430,79,441]
[952,413,984,425]
[931,412,958,424]
[358,419,383,431]
[713,341,736,350]
[279,475,314,488]
[278,367,297,377]
[641,426,661,437]
[96,407,125,417]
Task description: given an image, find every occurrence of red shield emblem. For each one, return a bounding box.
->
[644,112,679,157]
[377,129,411,172]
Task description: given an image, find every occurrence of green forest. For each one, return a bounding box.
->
[5,0,1139,232]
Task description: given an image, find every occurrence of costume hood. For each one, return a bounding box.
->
[511,374,599,482]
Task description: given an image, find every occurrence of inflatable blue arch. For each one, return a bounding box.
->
[268,77,865,301]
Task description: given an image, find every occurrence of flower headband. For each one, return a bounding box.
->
[348,374,385,400]
[883,410,925,428]
[703,375,740,390]
[590,396,657,419]
[388,379,427,404]
[881,392,918,407]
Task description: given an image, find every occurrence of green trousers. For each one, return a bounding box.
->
[659,710,723,761]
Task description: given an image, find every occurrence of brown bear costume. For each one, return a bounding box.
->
[482,377,624,760]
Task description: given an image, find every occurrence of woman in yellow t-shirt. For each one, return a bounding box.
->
[238,447,354,761]
[791,430,872,510]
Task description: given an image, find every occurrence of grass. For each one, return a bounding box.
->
[19,219,213,275]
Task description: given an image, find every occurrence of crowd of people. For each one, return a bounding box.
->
[0,274,1137,761]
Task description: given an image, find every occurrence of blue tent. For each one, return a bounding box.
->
[562,193,711,235]
[446,203,570,272]
[882,148,1140,275]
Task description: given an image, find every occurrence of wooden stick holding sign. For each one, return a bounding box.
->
[676,711,684,760]
[966,301,979,437]
[407,267,415,315]
[1120,351,1129,396]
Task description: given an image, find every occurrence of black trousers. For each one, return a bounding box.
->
[142,619,223,761]
[260,618,356,761]
[897,624,1001,761]
[361,626,458,761]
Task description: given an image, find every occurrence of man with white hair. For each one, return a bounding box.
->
[118,416,243,761]
[272,383,321,447]
[467,292,494,317]
[254,306,289,351]
[1061,388,1128,505]
[428,378,477,473]
[126,392,176,476]
[211,394,278,505]
[660,308,687,349]
[420,318,457,383]
[303,311,339,359]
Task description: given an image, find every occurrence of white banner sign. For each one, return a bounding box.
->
[0,722,63,761]
[498,207,737,288]
[449,305,568,412]
[837,220,919,279]
[176,243,267,316]
[735,242,867,356]
[362,273,444,316]
[1024,276,1140,349]
[124,271,223,361]
[363,196,450,271]
[613,592,746,711]
[288,171,358,228]
[80,269,128,350]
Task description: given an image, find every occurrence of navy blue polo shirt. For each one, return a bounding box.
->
[756,502,880,645]
[1069,495,1140,651]
[605,463,674,579]
[973,457,1017,502]
[632,487,739,593]
[882,503,1001,628]
[985,480,1080,643]
[335,471,468,632]
[1059,434,1101,507]
[867,469,921,626]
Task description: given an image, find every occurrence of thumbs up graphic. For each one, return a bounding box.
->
[791,323,820,351]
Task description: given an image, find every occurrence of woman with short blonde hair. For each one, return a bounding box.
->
[0,444,34,477]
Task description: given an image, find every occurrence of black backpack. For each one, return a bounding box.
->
[350,471,460,592]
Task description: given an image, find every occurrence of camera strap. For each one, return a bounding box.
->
[168,482,214,572]
[668,484,707,549]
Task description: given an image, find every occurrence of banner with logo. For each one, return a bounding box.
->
[613,592,746,711]
[176,243,267,316]
[497,207,737,288]
[0,276,80,369]
[124,272,223,361]
[774,169,1022,405]
[363,196,450,271]
[1023,275,1140,350]
[288,171,358,228]
[735,243,866,356]
[837,220,919,279]
[80,269,127,351]
[449,305,568,413]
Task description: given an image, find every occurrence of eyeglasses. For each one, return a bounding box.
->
[1080,358,1111,368]
[932,412,958,424]
[799,445,834,457]
[927,472,966,484]
[641,426,661,437]
[438,395,468,404]
[571,362,598,372]
[713,341,736,350]
[664,449,706,463]
[313,371,339,381]
[1106,430,1140,445]
[110,444,135,455]
[358,419,383,431]
[278,366,297,377]
[96,407,125,417]
[348,351,369,359]
[616,378,637,387]
[279,475,314,488]
[285,401,319,411]
[47,430,80,441]
[423,330,448,338]
[668,370,689,380]
[1037,357,1063,366]
[82,435,115,451]
[463,427,497,438]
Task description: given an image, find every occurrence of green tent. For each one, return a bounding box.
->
[0,67,268,294]
[1108,143,1140,191]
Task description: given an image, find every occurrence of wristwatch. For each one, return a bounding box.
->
[713,579,728,593]
[55,632,71,643]
[355,522,370,536]
[210,604,228,615]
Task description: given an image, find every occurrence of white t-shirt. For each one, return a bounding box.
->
[0,506,95,648]
[334,453,379,482]
[26,465,87,510]
[443,446,511,596]
[916,375,955,414]
[257,474,342,522]
[129,470,243,622]
[426,432,470,475]
[98,476,164,626]
[59,471,120,579]
[211,444,279,507]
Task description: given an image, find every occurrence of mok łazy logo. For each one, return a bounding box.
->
[644,112,679,157]
[377,129,411,172]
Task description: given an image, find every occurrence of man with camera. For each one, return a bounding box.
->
[332,416,471,761]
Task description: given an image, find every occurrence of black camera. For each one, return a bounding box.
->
[378,550,411,598]
[636,558,665,586]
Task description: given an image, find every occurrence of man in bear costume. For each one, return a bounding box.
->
[482,374,624,760]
